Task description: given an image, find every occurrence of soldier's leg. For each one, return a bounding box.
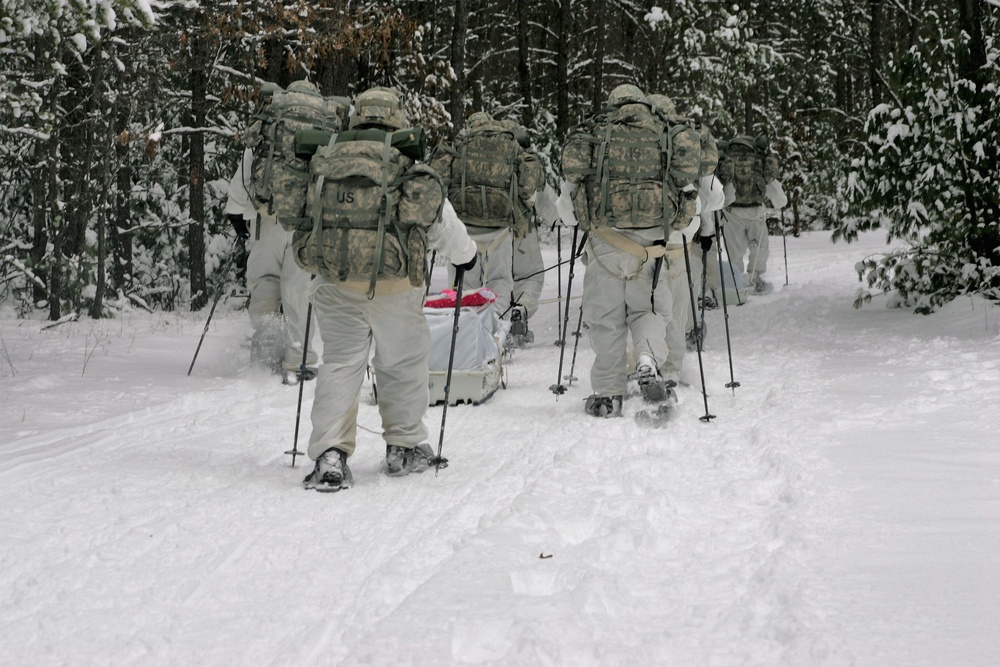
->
[278,238,318,372]
[368,288,432,447]
[307,284,372,460]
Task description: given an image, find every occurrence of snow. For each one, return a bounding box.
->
[1,230,998,666]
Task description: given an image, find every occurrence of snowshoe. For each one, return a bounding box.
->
[637,360,675,403]
[746,272,773,296]
[385,443,445,476]
[585,394,622,418]
[282,366,318,385]
[635,390,679,428]
[698,293,719,310]
[685,323,707,351]
[507,306,534,348]
[250,320,285,374]
[303,448,353,492]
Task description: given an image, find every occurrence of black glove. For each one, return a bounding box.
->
[453,254,477,274]
[229,213,250,240]
[700,235,714,253]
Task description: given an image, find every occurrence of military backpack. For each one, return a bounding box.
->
[716,135,780,206]
[561,102,702,233]
[291,128,444,297]
[243,80,350,224]
[431,114,539,232]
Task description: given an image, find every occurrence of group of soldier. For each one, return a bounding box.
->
[224,82,786,492]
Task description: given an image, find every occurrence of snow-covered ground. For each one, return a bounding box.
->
[2,230,998,666]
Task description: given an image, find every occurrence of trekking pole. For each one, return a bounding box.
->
[434,267,465,473]
[714,212,740,394]
[554,220,564,345]
[780,206,789,286]
[698,242,709,343]
[650,239,666,313]
[285,296,314,467]
[719,219,745,306]
[424,250,437,297]
[550,225,580,394]
[683,240,715,422]
[564,233,591,386]
[187,240,241,376]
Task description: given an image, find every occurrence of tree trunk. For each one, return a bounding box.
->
[516,0,533,127]
[592,0,607,112]
[555,0,571,138]
[955,0,997,264]
[869,0,884,104]
[112,111,133,294]
[449,0,469,139]
[188,32,208,311]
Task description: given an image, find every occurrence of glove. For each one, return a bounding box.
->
[700,235,714,253]
[229,213,250,240]
[453,254,477,274]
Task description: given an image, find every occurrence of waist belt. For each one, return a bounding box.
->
[591,228,667,262]
[729,202,764,208]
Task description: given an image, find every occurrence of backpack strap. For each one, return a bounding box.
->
[597,124,612,222]
[367,133,395,299]
[260,106,285,212]
[308,175,328,276]
[660,125,673,241]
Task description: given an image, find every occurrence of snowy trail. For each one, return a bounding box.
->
[1,230,998,666]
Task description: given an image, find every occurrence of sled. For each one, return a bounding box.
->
[424,292,506,406]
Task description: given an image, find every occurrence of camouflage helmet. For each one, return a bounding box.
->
[642,93,676,116]
[287,80,319,95]
[607,84,645,106]
[350,87,407,130]
[467,111,494,129]
[728,135,756,151]
[499,118,531,148]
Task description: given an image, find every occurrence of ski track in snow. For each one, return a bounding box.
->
[1,230,998,666]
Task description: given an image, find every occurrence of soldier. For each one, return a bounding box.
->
[717,135,788,295]
[226,146,317,385]
[502,118,545,346]
[562,84,701,416]
[431,112,542,331]
[298,87,477,492]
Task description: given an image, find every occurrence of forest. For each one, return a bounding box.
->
[1,0,997,319]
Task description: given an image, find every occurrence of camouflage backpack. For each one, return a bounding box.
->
[499,119,544,236]
[431,112,535,231]
[716,135,780,206]
[243,80,350,225]
[561,101,702,233]
[642,93,718,179]
[291,128,444,297]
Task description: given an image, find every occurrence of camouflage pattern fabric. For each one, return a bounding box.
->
[433,118,533,230]
[244,81,349,228]
[717,135,781,206]
[292,133,444,293]
[562,102,701,233]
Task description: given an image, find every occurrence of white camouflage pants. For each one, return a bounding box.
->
[512,225,545,319]
[662,249,692,382]
[721,206,770,276]
[246,218,317,370]
[582,234,671,397]
[307,282,431,460]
